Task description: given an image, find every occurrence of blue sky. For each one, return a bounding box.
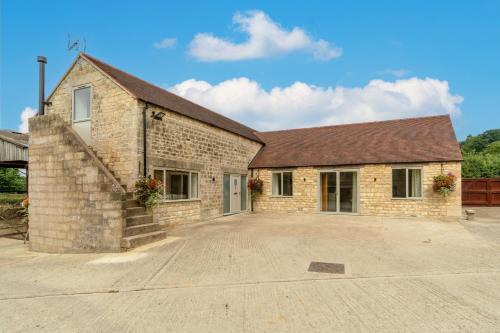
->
[1,1,499,139]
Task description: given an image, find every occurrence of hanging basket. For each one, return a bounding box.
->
[247,177,263,199]
[433,172,457,197]
[134,176,164,210]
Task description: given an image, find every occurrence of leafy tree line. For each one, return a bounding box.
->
[460,129,500,178]
[0,168,26,193]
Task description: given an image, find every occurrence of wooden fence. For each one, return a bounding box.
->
[462,178,500,206]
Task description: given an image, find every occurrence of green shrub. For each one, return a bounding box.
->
[483,141,500,155]
[0,193,25,205]
[462,152,500,178]
[0,169,26,193]
[460,129,500,178]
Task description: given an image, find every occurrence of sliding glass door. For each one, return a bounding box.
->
[320,172,337,212]
[320,171,358,213]
[339,171,357,213]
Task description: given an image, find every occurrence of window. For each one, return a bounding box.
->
[153,169,199,200]
[223,174,230,214]
[73,86,91,121]
[241,175,247,211]
[392,168,422,198]
[272,171,293,196]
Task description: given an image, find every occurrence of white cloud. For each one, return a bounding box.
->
[154,38,177,49]
[378,69,412,78]
[170,77,463,131]
[188,10,342,62]
[19,106,37,133]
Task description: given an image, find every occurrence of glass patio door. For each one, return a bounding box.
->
[320,171,358,213]
[320,172,337,212]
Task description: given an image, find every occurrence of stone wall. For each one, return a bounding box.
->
[46,56,140,190]
[359,162,462,219]
[251,168,317,213]
[153,200,201,227]
[145,103,262,221]
[252,162,462,220]
[28,115,125,253]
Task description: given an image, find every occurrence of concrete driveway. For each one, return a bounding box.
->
[1,213,500,332]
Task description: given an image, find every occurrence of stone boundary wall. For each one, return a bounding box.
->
[28,114,125,253]
[252,162,462,220]
[153,200,201,227]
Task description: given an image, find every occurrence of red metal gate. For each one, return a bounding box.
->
[462,178,500,206]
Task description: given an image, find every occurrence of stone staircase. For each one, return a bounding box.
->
[87,148,167,250]
[121,192,166,250]
[89,148,127,192]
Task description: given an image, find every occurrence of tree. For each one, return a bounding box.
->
[460,129,500,153]
[483,141,500,155]
[462,153,500,178]
[460,129,500,178]
[0,168,26,192]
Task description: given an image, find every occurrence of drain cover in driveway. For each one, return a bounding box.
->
[308,261,345,274]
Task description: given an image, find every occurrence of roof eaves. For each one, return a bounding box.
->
[0,133,29,148]
[249,158,464,169]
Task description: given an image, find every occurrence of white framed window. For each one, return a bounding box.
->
[153,168,199,201]
[272,171,293,196]
[72,86,91,122]
[392,167,422,198]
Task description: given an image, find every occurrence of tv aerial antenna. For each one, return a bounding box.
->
[67,33,87,53]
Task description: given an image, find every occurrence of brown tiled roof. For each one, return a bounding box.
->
[81,53,262,143]
[0,130,29,147]
[249,115,463,168]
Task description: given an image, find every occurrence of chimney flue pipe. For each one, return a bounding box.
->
[37,56,47,116]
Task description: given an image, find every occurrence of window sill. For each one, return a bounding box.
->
[270,195,294,198]
[73,118,91,123]
[161,198,201,203]
[391,197,424,200]
[318,211,360,215]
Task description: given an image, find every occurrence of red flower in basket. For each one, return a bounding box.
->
[148,178,158,190]
[248,177,263,199]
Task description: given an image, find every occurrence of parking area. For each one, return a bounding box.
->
[1,213,500,332]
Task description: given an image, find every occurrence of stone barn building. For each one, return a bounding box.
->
[28,53,462,253]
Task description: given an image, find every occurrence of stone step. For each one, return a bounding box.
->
[124,223,160,237]
[126,214,153,227]
[121,230,167,250]
[126,206,147,217]
[123,199,141,209]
